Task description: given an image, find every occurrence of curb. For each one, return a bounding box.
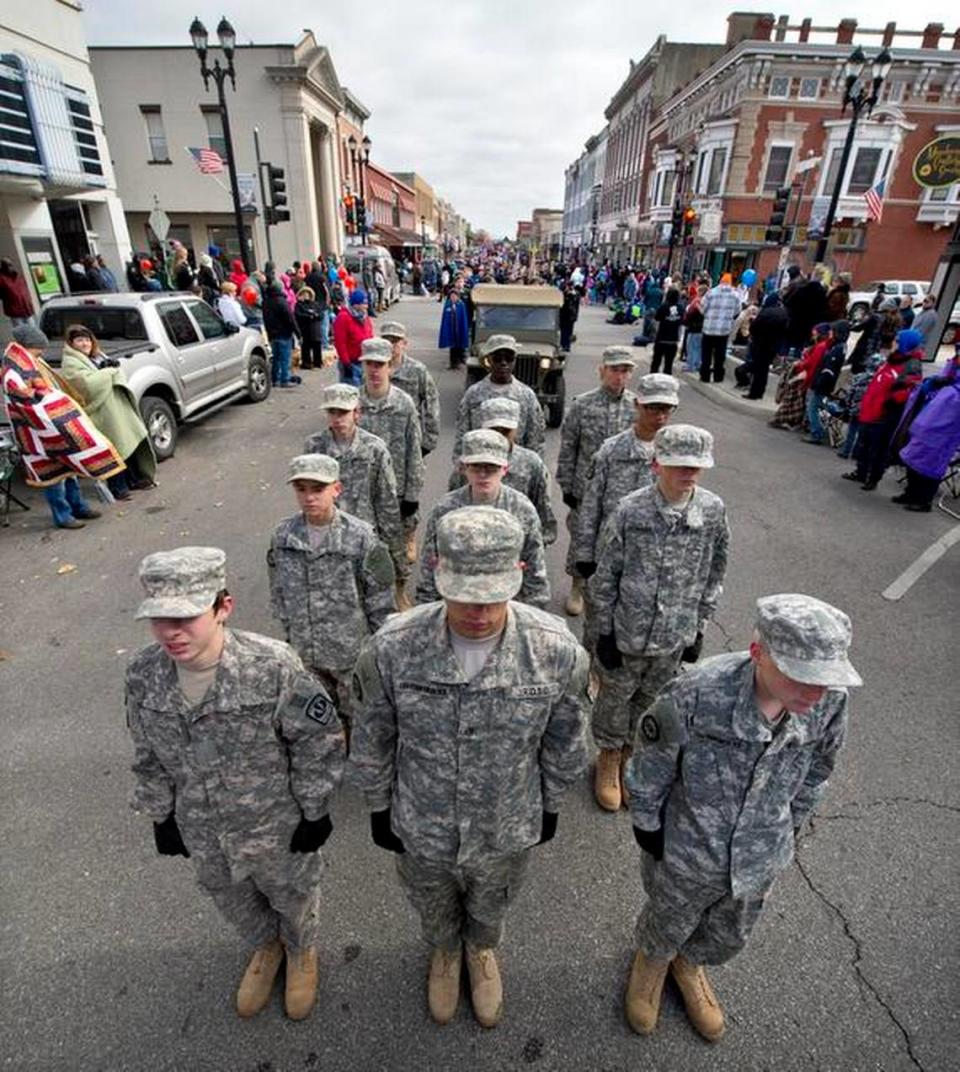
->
[678,355,777,422]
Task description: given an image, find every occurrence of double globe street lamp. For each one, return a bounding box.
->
[814,45,893,265]
[189,16,251,272]
[348,134,372,245]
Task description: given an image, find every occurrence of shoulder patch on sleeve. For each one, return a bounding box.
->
[364,543,395,586]
[285,673,336,728]
[636,694,688,747]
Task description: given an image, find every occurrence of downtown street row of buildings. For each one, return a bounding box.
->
[561,11,960,286]
[0,1,470,327]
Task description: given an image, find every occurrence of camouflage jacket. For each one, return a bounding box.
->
[303,426,402,551]
[452,377,546,463]
[574,428,655,563]
[590,484,730,654]
[415,484,550,608]
[626,653,849,897]
[351,602,591,865]
[358,384,424,502]
[505,443,558,545]
[556,386,636,500]
[267,510,396,672]
[390,354,440,455]
[126,628,345,886]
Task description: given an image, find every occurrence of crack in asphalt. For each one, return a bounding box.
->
[816,796,960,821]
[794,851,925,1072]
[710,617,736,653]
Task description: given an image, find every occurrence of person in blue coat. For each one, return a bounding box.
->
[439,287,470,369]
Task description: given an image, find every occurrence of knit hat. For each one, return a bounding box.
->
[11,323,49,350]
[350,288,369,306]
[896,328,923,354]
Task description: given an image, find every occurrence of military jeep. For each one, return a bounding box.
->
[466,284,566,428]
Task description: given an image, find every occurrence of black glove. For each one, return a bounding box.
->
[101,356,121,368]
[153,813,190,857]
[370,809,405,854]
[421,448,433,458]
[596,632,623,672]
[399,500,419,520]
[562,493,579,511]
[576,560,597,580]
[290,813,333,853]
[633,825,664,861]
[538,811,558,845]
[681,631,704,664]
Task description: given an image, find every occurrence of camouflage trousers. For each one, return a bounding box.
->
[564,507,580,577]
[199,854,323,954]
[636,853,766,965]
[310,666,355,736]
[396,851,530,952]
[391,544,412,587]
[592,650,683,750]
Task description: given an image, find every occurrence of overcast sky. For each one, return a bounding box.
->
[83,1,955,238]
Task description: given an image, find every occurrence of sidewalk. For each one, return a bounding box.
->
[679,357,777,420]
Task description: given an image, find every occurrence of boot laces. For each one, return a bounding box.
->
[470,949,496,980]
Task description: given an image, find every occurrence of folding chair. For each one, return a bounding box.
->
[0,424,30,527]
[938,451,960,520]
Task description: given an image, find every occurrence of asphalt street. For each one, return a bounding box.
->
[1,295,957,1072]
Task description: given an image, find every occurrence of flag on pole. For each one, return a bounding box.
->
[188,147,225,175]
[864,178,885,223]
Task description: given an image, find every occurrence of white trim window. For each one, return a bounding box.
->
[693,120,736,198]
[762,143,794,192]
[799,78,820,100]
[140,105,169,163]
[768,75,791,99]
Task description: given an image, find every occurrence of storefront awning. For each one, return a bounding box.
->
[372,222,422,248]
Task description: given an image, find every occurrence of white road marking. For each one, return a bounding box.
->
[881,524,960,601]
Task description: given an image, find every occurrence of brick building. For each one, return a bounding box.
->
[562,128,607,257]
[364,163,419,255]
[638,13,960,285]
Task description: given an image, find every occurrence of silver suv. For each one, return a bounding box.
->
[38,293,270,460]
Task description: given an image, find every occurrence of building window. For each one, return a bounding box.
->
[65,90,104,180]
[848,147,882,194]
[707,147,727,196]
[885,81,906,103]
[0,57,42,173]
[695,152,707,192]
[140,106,169,162]
[768,76,790,99]
[200,106,227,160]
[799,78,820,100]
[763,145,793,192]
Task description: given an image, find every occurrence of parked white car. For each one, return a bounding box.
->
[847,280,930,324]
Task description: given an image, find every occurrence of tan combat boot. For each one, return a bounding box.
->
[620,745,633,809]
[427,944,462,1025]
[465,945,503,1028]
[670,955,725,1041]
[564,576,584,616]
[236,939,284,1018]
[405,530,418,564]
[284,946,319,1021]
[624,950,670,1035]
[395,583,413,612]
[594,748,622,811]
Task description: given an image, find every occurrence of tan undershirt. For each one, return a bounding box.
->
[176,661,220,707]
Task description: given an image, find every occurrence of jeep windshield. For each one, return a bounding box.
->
[476,307,557,331]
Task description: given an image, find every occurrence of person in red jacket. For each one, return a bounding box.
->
[332,288,373,386]
[843,329,923,491]
[0,257,35,326]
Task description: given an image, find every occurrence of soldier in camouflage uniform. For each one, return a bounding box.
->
[451,334,546,471]
[477,396,557,544]
[624,594,861,1042]
[574,374,679,652]
[351,507,591,1028]
[557,346,637,616]
[267,454,396,739]
[416,430,550,608]
[379,320,440,457]
[125,547,345,1022]
[358,338,424,604]
[304,384,403,599]
[590,425,730,812]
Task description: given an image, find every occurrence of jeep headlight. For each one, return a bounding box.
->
[539,357,551,370]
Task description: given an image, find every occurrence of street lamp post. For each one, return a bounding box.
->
[815,45,892,266]
[665,150,693,277]
[347,134,372,245]
[189,17,250,273]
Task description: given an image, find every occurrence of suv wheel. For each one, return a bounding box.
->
[140,396,178,460]
[246,353,271,402]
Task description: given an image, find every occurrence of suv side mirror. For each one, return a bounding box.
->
[223,320,240,334]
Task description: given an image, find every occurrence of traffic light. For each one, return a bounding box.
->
[765,186,791,244]
[267,166,290,225]
[671,202,684,239]
[355,196,366,232]
[342,194,356,232]
[682,207,697,245]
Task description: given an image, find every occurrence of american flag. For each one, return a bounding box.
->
[864,178,885,223]
[188,147,224,175]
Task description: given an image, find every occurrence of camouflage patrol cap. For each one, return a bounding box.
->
[654,423,714,468]
[136,546,226,620]
[478,397,521,430]
[637,373,680,406]
[460,428,509,466]
[756,593,862,687]
[479,333,519,357]
[435,506,523,604]
[320,383,360,410]
[601,345,636,368]
[360,337,393,363]
[287,453,339,484]
[379,320,407,340]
